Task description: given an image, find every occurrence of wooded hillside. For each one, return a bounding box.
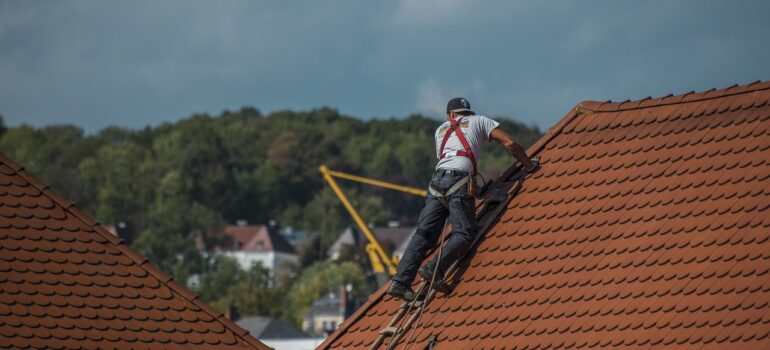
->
[0,108,541,323]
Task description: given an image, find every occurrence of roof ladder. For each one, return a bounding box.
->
[368,278,431,350]
[368,167,530,350]
[371,253,468,350]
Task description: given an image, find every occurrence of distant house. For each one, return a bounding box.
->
[391,230,413,260]
[219,222,299,283]
[237,316,310,340]
[302,287,355,337]
[279,225,309,252]
[328,224,415,261]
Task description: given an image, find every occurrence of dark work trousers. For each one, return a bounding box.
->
[392,168,476,286]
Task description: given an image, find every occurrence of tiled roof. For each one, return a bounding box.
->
[0,155,271,349]
[319,81,770,349]
[223,225,295,254]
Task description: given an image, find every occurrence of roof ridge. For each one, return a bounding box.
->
[580,80,770,113]
[0,153,272,350]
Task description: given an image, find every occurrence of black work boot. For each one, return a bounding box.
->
[418,260,452,294]
[387,281,422,302]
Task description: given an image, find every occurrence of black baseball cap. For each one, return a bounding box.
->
[446,97,474,114]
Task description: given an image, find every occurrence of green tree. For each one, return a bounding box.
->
[209,260,286,318]
[153,115,235,213]
[132,170,224,282]
[0,125,41,172]
[197,256,248,302]
[78,142,157,229]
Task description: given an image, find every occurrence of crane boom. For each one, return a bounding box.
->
[319,165,426,277]
[322,168,427,197]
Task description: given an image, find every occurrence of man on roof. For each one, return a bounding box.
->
[388,97,538,301]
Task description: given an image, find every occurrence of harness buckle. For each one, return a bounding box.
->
[467,175,478,197]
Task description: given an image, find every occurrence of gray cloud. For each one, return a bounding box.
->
[1,0,769,132]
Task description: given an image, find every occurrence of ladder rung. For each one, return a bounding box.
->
[379,326,399,336]
[400,300,423,309]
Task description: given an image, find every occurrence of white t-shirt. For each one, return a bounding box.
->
[434,115,500,172]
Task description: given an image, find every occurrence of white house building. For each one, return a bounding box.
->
[219,223,298,284]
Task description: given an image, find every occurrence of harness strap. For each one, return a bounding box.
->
[428,174,470,206]
[439,118,477,174]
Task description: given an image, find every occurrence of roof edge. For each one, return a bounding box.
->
[579,80,770,113]
[0,153,273,350]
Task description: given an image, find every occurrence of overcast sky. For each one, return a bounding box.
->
[1,1,769,132]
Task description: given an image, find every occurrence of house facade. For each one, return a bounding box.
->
[219,223,299,284]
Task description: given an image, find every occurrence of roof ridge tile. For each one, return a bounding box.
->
[580,80,770,113]
[192,298,222,319]
[65,206,98,230]
[40,187,74,210]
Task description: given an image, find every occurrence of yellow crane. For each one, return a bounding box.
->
[319,165,426,276]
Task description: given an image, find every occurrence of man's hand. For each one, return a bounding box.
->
[526,155,540,172]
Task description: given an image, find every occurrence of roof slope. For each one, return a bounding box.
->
[0,155,271,349]
[320,81,770,349]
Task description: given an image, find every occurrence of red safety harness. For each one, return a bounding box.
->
[438,117,477,175]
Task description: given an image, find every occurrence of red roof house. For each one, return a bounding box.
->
[0,155,271,349]
[319,81,770,349]
[219,224,299,284]
[222,224,295,254]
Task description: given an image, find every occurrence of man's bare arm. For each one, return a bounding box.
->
[490,128,534,171]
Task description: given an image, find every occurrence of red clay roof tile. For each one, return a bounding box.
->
[0,154,272,349]
[320,81,770,350]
